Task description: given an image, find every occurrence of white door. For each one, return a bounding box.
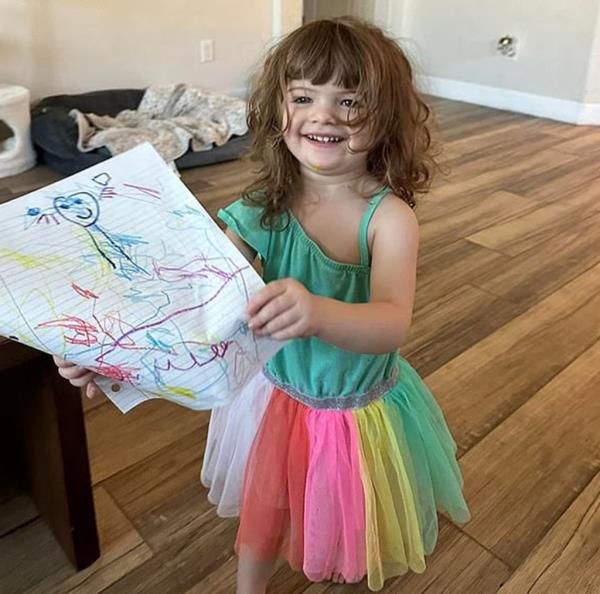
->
[303,0,388,24]
[274,0,394,36]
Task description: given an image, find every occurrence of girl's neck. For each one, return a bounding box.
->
[298,165,379,202]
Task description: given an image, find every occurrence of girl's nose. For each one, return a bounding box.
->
[310,102,336,125]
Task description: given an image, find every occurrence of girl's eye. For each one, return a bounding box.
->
[341,98,358,108]
[292,96,312,104]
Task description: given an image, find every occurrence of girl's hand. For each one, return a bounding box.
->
[53,355,102,399]
[247,278,322,340]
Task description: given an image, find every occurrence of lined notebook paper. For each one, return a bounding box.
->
[0,143,283,412]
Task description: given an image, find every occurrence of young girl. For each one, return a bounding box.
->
[55,17,470,594]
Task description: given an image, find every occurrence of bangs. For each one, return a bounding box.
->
[243,16,435,222]
[283,21,367,90]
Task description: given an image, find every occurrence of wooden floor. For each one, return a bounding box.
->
[1,97,599,593]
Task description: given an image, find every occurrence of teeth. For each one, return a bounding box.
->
[307,134,343,143]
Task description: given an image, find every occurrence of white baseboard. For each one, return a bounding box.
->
[577,102,600,125]
[416,75,600,126]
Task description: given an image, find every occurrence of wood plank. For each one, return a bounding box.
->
[405,283,524,377]
[181,157,256,186]
[99,489,239,593]
[425,261,600,453]
[442,132,561,179]
[471,209,600,308]
[415,149,575,225]
[441,117,550,156]
[418,190,535,255]
[466,179,600,256]
[102,426,207,521]
[295,520,511,594]
[391,521,511,594]
[81,388,109,413]
[0,518,72,592]
[25,486,153,594]
[268,562,314,594]
[127,478,218,551]
[502,153,600,200]
[183,556,238,593]
[0,165,62,195]
[0,493,38,538]
[552,125,600,145]
[551,127,600,154]
[85,398,207,484]
[415,238,512,310]
[0,188,16,205]
[194,185,255,219]
[499,472,600,593]
[436,109,522,143]
[523,119,597,139]
[459,339,600,568]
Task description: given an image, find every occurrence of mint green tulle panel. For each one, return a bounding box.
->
[381,357,471,554]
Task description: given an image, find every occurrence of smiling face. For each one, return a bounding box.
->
[53,192,99,227]
[282,79,371,176]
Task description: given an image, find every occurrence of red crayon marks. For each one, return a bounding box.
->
[100,186,118,198]
[37,213,60,225]
[122,183,161,199]
[87,363,139,383]
[72,283,99,300]
[37,316,98,346]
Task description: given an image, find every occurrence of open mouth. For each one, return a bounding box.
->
[304,133,345,144]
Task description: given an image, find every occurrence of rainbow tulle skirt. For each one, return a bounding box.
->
[201,357,470,591]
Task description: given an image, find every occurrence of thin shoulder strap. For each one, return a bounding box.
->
[359,187,391,266]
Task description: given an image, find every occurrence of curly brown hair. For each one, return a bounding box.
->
[242,17,436,227]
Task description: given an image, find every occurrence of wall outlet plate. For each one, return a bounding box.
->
[200,39,214,62]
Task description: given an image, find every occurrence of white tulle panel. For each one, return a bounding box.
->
[200,372,273,517]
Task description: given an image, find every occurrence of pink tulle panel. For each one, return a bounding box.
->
[303,407,367,583]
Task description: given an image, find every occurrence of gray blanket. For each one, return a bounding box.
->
[71,83,248,164]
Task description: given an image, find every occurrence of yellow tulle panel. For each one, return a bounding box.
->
[354,399,426,591]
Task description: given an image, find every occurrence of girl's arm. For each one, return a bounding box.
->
[247,197,419,354]
[225,227,257,264]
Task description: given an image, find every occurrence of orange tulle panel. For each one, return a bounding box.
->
[235,388,309,570]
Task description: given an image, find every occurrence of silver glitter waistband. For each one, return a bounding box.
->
[262,365,399,410]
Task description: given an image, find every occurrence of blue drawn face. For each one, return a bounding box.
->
[53,192,99,227]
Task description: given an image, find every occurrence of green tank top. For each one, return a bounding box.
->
[218,188,398,405]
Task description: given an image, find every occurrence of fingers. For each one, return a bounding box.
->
[60,368,96,387]
[247,281,286,316]
[56,361,92,380]
[53,354,75,368]
[246,279,315,340]
[53,355,99,394]
[85,381,102,399]
[254,307,298,336]
[270,319,307,341]
[249,293,293,331]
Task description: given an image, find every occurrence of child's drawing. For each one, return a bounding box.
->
[0,143,282,411]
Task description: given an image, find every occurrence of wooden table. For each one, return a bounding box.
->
[0,336,100,569]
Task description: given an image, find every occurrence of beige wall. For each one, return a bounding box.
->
[400,0,600,103]
[281,0,304,37]
[584,6,600,103]
[0,0,277,100]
